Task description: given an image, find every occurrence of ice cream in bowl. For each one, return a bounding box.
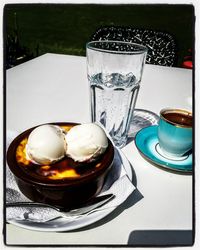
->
[7,122,114,208]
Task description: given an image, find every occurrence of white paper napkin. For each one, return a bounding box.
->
[6,131,135,223]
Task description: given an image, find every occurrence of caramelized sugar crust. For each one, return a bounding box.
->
[15,125,103,181]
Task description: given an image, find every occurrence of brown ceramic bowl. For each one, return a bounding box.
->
[7,122,114,208]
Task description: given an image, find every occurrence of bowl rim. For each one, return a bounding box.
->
[7,122,114,188]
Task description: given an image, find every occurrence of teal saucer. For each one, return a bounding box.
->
[135,125,192,173]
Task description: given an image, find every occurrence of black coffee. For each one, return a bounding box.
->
[162,111,192,127]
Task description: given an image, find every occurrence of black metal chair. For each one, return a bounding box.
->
[91,26,177,67]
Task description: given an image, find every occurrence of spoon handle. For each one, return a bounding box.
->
[6,193,115,213]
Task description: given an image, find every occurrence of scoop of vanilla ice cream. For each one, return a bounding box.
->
[26,124,66,165]
[65,123,108,162]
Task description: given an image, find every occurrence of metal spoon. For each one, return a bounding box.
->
[6,193,115,217]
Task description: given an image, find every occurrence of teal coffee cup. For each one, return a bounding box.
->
[158,108,192,157]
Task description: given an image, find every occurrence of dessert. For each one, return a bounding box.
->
[7,123,114,207]
[26,124,66,165]
[65,123,108,162]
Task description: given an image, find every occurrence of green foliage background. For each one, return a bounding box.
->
[4,4,194,67]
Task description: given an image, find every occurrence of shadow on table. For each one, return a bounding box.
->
[69,188,143,233]
[127,229,194,246]
[126,109,159,145]
[70,162,144,232]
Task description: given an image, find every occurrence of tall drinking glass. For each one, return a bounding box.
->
[86,41,147,148]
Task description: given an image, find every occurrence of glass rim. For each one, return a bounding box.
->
[86,40,148,54]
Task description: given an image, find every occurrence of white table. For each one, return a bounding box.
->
[6,53,193,246]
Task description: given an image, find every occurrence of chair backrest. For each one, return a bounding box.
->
[91,26,177,67]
